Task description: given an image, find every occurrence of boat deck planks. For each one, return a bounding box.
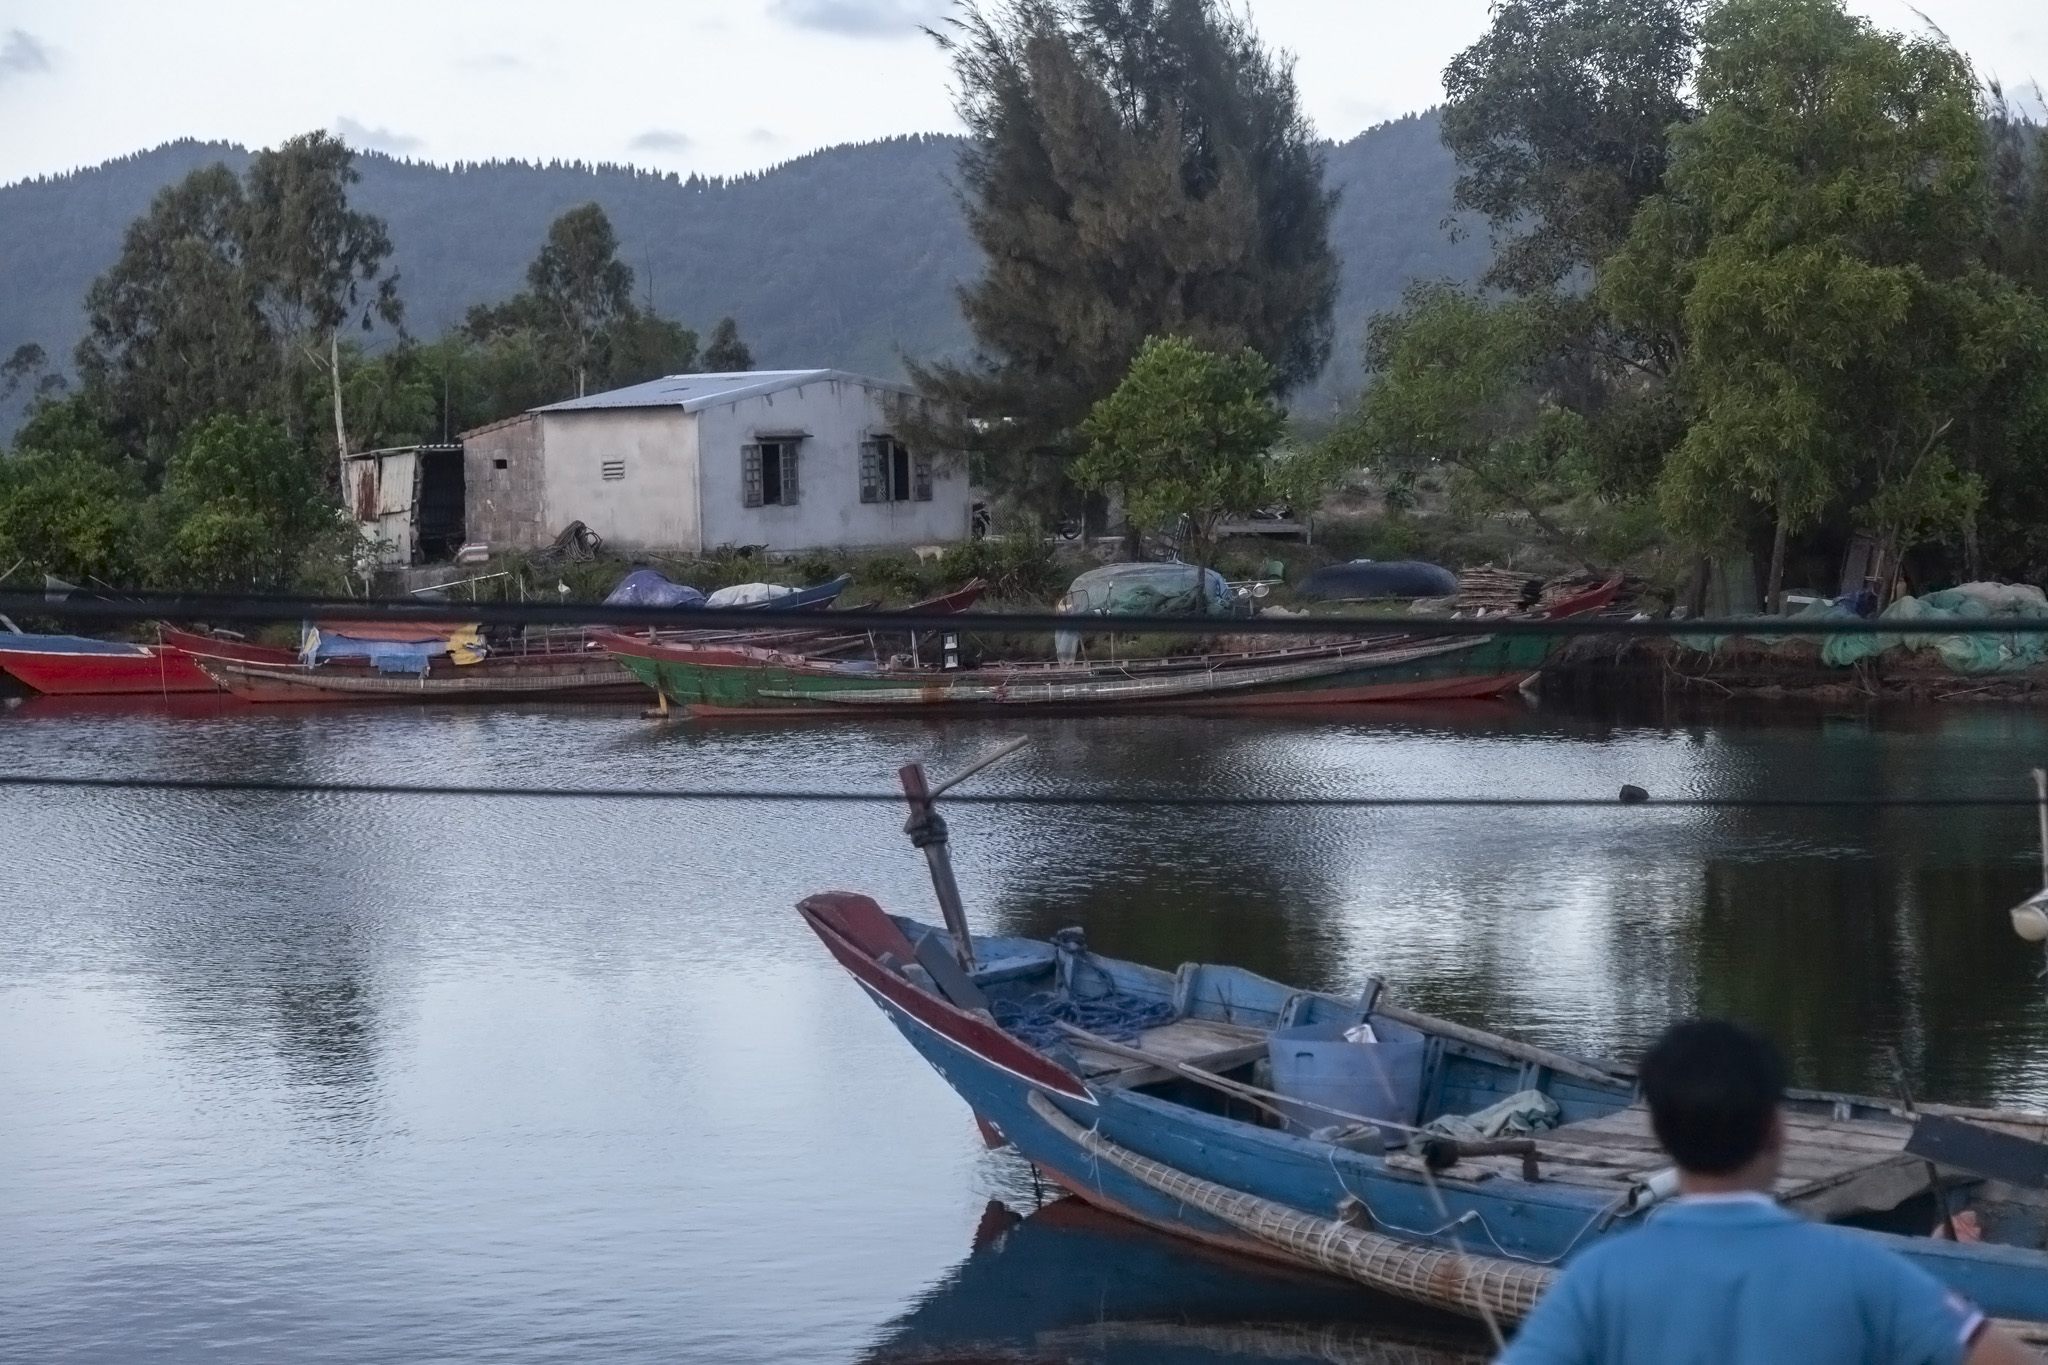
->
[1449,1104,1929,1207]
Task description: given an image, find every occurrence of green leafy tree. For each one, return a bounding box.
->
[525,203,633,397]
[1442,0,1700,294]
[909,0,1337,520]
[1324,283,1588,545]
[700,316,753,372]
[1430,0,1698,517]
[462,205,701,413]
[0,447,144,586]
[1604,0,2047,605]
[149,413,341,590]
[74,164,276,471]
[242,132,403,481]
[611,309,699,385]
[1072,335,1283,565]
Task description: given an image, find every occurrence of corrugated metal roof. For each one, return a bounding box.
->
[530,369,913,415]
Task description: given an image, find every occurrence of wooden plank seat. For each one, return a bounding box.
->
[1070,1017,1269,1088]
[1438,1104,1935,1219]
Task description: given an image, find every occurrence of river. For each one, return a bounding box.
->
[3,695,2046,1362]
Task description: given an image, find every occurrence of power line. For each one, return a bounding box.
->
[2,772,2042,809]
[8,587,2048,637]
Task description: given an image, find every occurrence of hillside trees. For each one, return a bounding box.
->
[910,0,1337,520]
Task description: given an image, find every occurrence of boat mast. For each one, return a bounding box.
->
[897,738,1028,975]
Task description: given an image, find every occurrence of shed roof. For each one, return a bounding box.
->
[531,370,913,416]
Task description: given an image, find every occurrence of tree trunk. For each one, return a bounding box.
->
[1766,502,1789,615]
[329,331,350,499]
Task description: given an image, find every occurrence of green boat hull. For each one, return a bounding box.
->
[609,631,1565,716]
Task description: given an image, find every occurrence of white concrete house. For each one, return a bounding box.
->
[461,370,971,556]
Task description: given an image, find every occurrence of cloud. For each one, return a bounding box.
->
[747,128,782,145]
[335,117,424,156]
[459,52,527,73]
[769,0,950,39]
[0,29,52,76]
[629,129,693,153]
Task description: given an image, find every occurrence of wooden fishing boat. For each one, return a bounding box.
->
[796,753,2048,1337]
[599,578,1620,717]
[0,629,288,695]
[196,631,648,704]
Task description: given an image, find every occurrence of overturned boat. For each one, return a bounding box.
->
[797,753,2048,1337]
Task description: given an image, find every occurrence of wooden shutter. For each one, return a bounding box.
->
[913,451,933,502]
[779,442,800,504]
[859,440,884,503]
[741,444,763,507]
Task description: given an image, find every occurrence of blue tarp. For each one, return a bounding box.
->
[306,632,446,674]
[604,569,707,609]
[1296,559,1460,601]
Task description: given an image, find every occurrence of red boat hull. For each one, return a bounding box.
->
[0,647,217,695]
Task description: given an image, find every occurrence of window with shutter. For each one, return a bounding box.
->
[741,444,763,507]
[859,440,884,503]
[889,443,911,501]
[778,443,799,504]
[913,452,933,501]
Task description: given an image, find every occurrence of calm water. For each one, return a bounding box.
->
[4,695,2048,1363]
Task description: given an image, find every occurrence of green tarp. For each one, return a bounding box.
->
[1681,583,2048,675]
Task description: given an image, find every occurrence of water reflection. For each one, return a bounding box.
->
[864,1197,1488,1365]
[4,697,2048,1362]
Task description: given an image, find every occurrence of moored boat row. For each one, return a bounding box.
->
[0,572,1622,712]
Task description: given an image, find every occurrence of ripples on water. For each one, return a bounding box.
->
[3,695,2048,1362]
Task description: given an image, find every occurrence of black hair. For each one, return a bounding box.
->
[1639,1019,1787,1175]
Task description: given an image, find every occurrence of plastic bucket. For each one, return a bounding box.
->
[1267,1019,1426,1136]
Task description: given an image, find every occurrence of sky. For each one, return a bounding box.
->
[0,0,2044,187]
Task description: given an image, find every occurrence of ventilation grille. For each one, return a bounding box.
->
[601,459,626,482]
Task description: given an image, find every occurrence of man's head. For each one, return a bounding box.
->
[1639,1019,1787,1178]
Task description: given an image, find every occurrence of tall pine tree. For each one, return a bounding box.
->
[908,0,1336,521]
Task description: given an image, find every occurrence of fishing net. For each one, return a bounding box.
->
[993,990,1178,1051]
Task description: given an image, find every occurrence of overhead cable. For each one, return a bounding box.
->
[2,772,2043,809]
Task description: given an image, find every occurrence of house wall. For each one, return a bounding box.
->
[693,379,971,553]
[462,415,548,551]
[534,407,701,552]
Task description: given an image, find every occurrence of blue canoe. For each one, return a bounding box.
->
[798,892,2048,1333]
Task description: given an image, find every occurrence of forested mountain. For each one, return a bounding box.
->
[0,112,1483,428]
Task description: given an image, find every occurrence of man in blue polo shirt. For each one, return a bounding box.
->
[1500,1019,2037,1365]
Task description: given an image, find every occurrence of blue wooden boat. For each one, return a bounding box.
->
[798,759,2048,1338]
[762,573,853,611]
